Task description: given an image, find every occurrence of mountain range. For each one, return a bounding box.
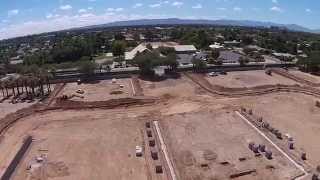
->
[79,18,320,34]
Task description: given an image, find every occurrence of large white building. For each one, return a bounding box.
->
[125,42,197,60]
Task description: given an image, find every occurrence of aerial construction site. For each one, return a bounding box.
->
[1,68,320,180]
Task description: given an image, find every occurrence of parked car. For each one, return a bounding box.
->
[220,71,227,75]
[208,72,219,77]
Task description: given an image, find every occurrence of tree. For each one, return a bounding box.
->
[114,33,125,41]
[164,53,179,71]
[191,58,207,72]
[112,41,126,58]
[79,56,91,61]
[146,44,153,50]
[239,56,249,66]
[132,51,158,76]
[297,51,320,72]
[241,35,254,45]
[211,49,220,59]
[79,60,97,76]
[158,46,175,56]
[243,48,256,55]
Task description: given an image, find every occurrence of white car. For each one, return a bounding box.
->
[208,72,219,77]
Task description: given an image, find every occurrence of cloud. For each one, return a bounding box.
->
[0,13,173,40]
[8,9,19,16]
[133,3,143,8]
[88,7,93,10]
[107,8,124,12]
[1,20,9,23]
[217,7,226,11]
[46,14,53,19]
[149,3,161,8]
[78,9,87,13]
[172,1,184,8]
[233,7,242,11]
[192,4,203,9]
[272,0,278,4]
[60,5,72,10]
[270,6,283,12]
[306,8,312,13]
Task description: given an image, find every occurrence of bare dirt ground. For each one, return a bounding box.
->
[60,79,133,101]
[0,100,37,119]
[139,76,206,99]
[289,70,320,84]
[4,108,157,180]
[1,71,320,180]
[241,92,320,167]
[160,105,300,180]
[206,70,298,88]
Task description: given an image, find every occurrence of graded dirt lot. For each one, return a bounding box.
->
[289,70,320,84]
[241,92,320,167]
[1,71,320,180]
[60,79,133,101]
[139,76,199,98]
[160,106,300,180]
[3,108,156,180]
[206,70,298,88]
[0,100,37,119]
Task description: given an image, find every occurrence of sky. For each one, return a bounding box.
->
[0,0,319,40]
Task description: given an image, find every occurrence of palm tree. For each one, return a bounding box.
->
[9,80,16,97]
[0,81,5,98]
[3,80,9,97]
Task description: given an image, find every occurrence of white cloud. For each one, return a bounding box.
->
[270,6,283,12]
[46,14,53,19]
[192,4,203,9]
[217,7,226,11]
[233,7,242,11]
[1,20,9,23]
[78,9,87,13]
[306,9,312,13]
[0,13,173,40]
[107,8,124,12]
[60,5,72,10]
[149,3,161,8]
[172,1,184,8]
[133,3,143,8]
[88,7,93,10]
[8,9,19,16]
[272,0,278,4]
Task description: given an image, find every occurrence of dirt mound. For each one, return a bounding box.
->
[54,97,156,110]
[180,151,196,166]
[185,72,320,98]
[110,90,124,95]
[0,97,156,135]
[271,68,320,87]
[202,150,218,161]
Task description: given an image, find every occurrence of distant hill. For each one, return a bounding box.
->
[78,18,319,33]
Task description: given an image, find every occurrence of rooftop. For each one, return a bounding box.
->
[174,45,197,52]
[218,51,243,63]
